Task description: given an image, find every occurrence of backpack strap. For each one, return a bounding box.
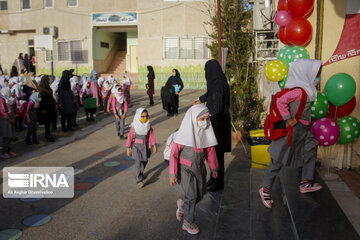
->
[286,87,308,146]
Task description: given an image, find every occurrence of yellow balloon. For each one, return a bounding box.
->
[265,60,288,82]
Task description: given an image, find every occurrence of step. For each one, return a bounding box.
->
[184,146,251,240]
[280,168,360,240]
[251,168,295,240]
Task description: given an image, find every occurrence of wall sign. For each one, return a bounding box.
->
[93,13,137,26]
[100,42,109,48]
[324,0,360,65]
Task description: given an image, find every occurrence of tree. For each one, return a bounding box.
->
[206,0,264,131]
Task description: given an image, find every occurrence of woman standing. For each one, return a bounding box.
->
[193,59,231,192]
[58,70,74,132]
[146,65,155,106]
[167,69,184,115]
[38,75,56,142]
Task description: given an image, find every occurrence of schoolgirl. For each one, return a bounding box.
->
[126,108,157,188]
[112,86,127,139]
[169,104,219,235]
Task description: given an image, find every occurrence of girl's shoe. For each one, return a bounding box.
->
[176,199,184,221]
[259,187,273,209]
[137,181,144,189]
[299,182,323,193]
[182,220,200,235]
[0,153,10,159]
[9,152,17,157]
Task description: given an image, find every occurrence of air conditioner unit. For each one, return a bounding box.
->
[43,26,58,39]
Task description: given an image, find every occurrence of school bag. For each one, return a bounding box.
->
[18,101,29,118]
[264,87,307,146]
[164,132,176,160]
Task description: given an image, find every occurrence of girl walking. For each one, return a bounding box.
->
[259,59,323,209]
[0,87,17,158]
[126,108,157,189]
[25,91,41,145]
[112,86,127,139]
[169,104,219,235]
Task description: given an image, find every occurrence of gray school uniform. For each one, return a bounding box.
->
[265,97,314,188]
[115,101,125,136]
[174,146,207,223]
[26,106,38,143]
[0,104,12,154]
[132,133,151,183]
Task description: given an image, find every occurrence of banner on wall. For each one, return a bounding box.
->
[93,13,137,26]
[323,0,360,65]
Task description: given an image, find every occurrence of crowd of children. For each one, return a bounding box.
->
[0,68,133,159]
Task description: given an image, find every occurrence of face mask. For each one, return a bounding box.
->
[314,77,321,86]
[21,86,24,91]
[39,97,42,102]
[172,72,176,76]
[198,120,208,129]
[141,118,148,123]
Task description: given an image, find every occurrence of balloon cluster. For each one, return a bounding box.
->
[265,0,314,85]
[275,0,314,46]
[311,73,359,147]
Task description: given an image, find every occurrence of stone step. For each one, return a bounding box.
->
[280,168,360,240]
[250,168,295,240]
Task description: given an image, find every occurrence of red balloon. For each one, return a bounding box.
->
[304,6,314,18]
[326,96,357,119]
[278,0,288,11]
[285,17,313,46]
[288,0,314,17]
[278,27,292,45]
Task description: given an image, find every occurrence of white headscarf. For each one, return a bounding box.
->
[103,80,112,92]
[130,108,151,135]
[11,83,22,98]
[35,76,43,87]
[123,73,132,86]
[82,81,92,95]
[0,87,15,105]
[285,59,322,102]
[97,77,105,88]
[80,74,87,86]
[115,86,124,104]
[29,92,40,108]
[0,76,8,88]
[174,104,218,149]
[70,76,79,96]
[107,75,114,84]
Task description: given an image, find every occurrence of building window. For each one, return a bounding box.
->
[68,0,77,7]
[0,0,8,10]
[21,0,30,9]
[70,40,83,61]
[44,0,53,8]
[163,37,208,59]
[46,40,82,62]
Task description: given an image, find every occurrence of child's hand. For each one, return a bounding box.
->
[192,98,201,105]
[153,145,157,154]
[115,115,120,120]
[170,177,177,186]
[26,115,31,123]
[287,118,297,127]
[126,148,131,157]
[122,113,126,119]
[212,171,218,179]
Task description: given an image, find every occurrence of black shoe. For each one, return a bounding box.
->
[90,118,95,121]
[207,181,224,192]
[45,136,55,142]
[86,118,91,121]
[11,137,19,142]
[33,140,40,144]
[26,140,32,145]
[120,135,124,140]
[67,128,74,131]
[72,124,79,127]
[206,179,215,187]
[167,113,173,117]
[62,128,68,132]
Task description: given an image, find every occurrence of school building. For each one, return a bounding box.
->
[0,0,213,89]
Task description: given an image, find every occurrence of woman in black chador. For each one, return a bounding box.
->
[162,69,184,116]
[194,59,231,191]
